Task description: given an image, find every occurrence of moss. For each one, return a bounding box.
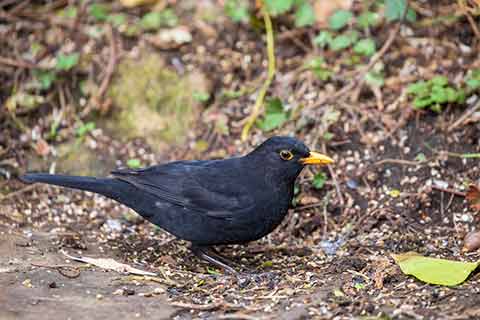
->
[106,52,208,152]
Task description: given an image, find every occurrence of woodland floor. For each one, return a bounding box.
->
[1,1,480,319]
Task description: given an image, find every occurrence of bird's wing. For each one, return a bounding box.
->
[111,160,255,220]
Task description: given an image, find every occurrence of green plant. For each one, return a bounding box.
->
[466,69,480,91]
[140,9,178,30]
[224,0,249,22]
[76,121,96,137]
[127,159,141,169]
[304,57,332,81]
[56,53,80,71]
[312,172,327,189]
[406,76,466,112]
[257,98,289,132]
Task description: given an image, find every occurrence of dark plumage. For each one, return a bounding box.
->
[21,136,333,273]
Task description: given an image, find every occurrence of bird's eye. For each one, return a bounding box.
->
[279,150,294,161]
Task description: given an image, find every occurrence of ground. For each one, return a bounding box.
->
[1,1,480,319]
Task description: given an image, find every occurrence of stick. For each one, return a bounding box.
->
[447,99,480,132]
[241,3,275,141]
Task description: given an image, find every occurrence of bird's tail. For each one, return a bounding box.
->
[20,173,126,200]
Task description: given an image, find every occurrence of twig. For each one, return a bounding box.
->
[82,24,117,117]
[447,99,480,132]
[322,143,344,206]
[430,185,466,197]
[0,184,37,203]
[241,3,275,141]
[374,158,426,166]
[31,262,81,278]
[0,56,47,69]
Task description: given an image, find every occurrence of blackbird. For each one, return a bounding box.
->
[21,136,333,273]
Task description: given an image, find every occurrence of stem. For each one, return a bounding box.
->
[241,4,276,141]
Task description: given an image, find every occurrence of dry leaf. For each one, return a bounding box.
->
[119,0,159,8]
[63,252,156,276]
[314,0,353,27]
[35,139,50,157]
[466,185,480,211]
[463,231,480,252]
[146,27,192,49]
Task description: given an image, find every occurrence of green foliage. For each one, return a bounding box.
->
[257,98,289,132]
[63,6,77,19]
[406,76,466,111]
[192,91,210,103]
[55,53,80,71]
[76,122,95,137]
[357,11,380,28]
[224,0,249,22]
[328,10,353,30]
[107,13,127,27]
[294,1,315,27]
[33,70,57,90]
[385,0,416,22]
[127,159,142,169]
[353,38,376,56]
[89,3,109,21]
[365,71,384,87]
[312,172,327,189]
[265,0,294,16]
[313,31,333,48]
[140,9,178,30]
[466,69,480,91]
[305,57,332,81]
[330,31,358,51]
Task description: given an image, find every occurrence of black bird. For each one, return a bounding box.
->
[21,136,333,273]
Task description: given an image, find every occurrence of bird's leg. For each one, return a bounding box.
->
[190,245,238,274]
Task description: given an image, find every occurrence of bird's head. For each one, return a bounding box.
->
[247,136,334,182]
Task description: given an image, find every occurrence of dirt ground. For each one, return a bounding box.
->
[1,1,480,319]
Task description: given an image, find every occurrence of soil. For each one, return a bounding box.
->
[1,1,480,319]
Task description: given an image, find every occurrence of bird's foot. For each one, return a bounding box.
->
[190,245,250,275]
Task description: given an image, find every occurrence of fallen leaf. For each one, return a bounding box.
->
[314,0,353,27]
[466,185,480,211]
[392,252,479,286]
[463,231,480,252]
[119,0,159,8]
[63,252,156,276]
[35,139,50,157]
[146,26,192,49]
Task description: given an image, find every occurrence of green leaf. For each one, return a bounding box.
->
[313,31,333,48]
[385,0,406,21]
[64,6,77,19]
[140,10,178,30]
[330,32,357,51]
[192,91,210,102]
[413,96,432,109]
[127,159,141,169]
[107,13,127,27]
[88,3,109,21]
[353,38,376,56]
[357,11,379,28]
[406,81,429,96]
[265,0,294,16]
[33,70,57,90]
[76,122,95,137]
[294,1,315,27]
[431,76,449,87]
[258,98,289,131]
[259,113,288,132]
[312,172,327,189]
[393,252,480,286]
[55,53,80,71]
[466,69,480,90]
[364,71,384,87]
[224,0,249,22]
[328,10,353,30]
